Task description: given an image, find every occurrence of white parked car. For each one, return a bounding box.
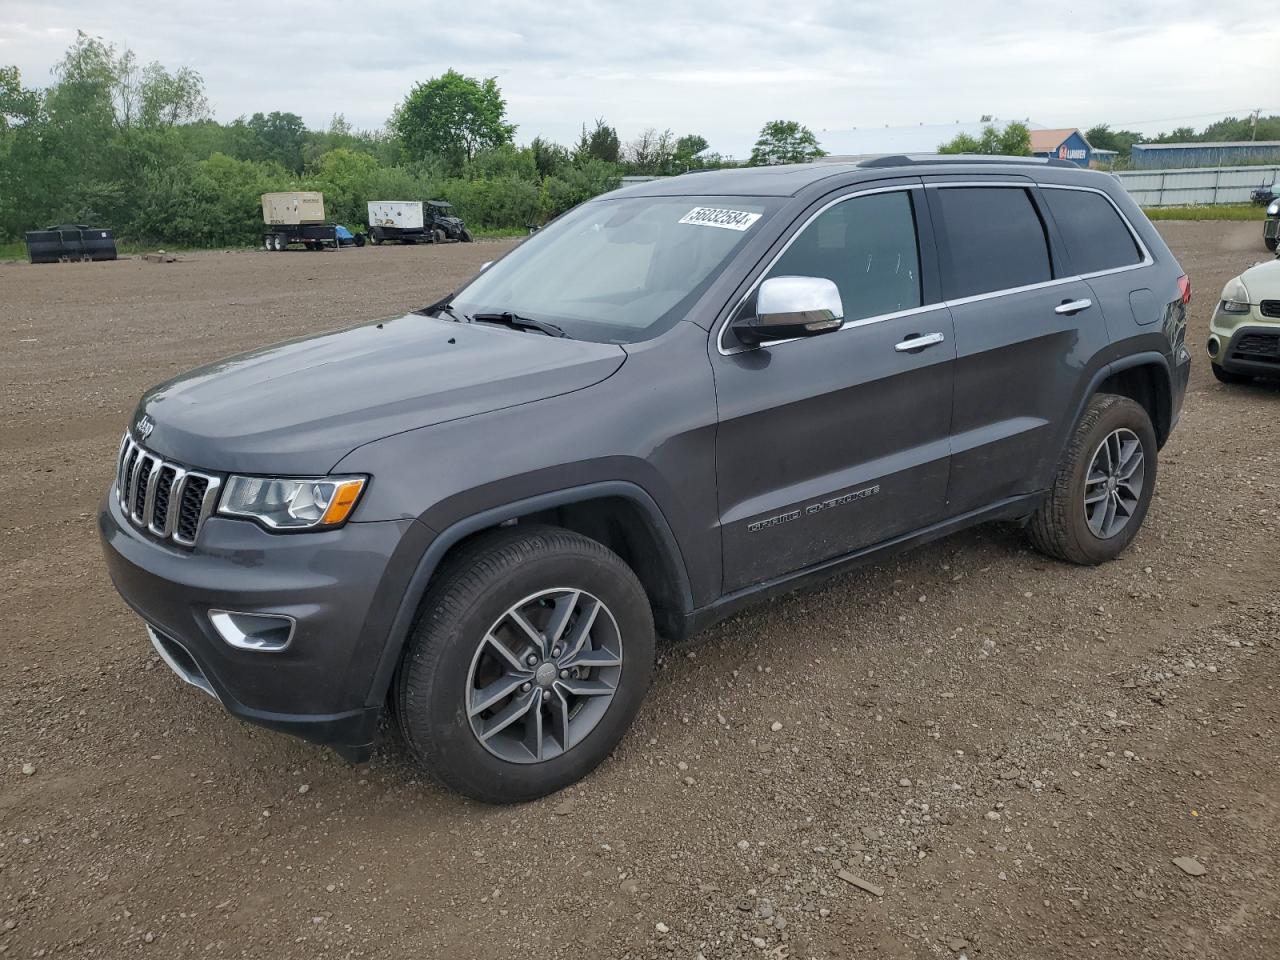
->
[1208,257,1280,382]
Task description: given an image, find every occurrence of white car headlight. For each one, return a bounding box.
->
[219,475,366,530]
[1269,200,1280,216]
[1219,277,1251,314]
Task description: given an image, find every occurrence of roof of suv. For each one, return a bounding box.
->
[615,154,1097,198]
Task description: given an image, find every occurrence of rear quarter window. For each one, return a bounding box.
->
[1042,188,1144,275]
[933,187,1052,300]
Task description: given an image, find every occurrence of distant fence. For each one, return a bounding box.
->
[1114,165,1280,207]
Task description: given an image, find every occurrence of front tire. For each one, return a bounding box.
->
[394,526,655,803]
[1027,393,1157,565]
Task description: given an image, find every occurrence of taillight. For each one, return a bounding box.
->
[1177,274,1191,305]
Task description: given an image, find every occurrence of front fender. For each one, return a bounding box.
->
[359,480,693,709]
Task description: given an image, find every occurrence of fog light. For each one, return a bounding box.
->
[209,610,295,652]
[1207,336,1219,358]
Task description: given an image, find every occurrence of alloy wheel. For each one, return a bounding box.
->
[465,588,623,764]
[1083,427,1145,539]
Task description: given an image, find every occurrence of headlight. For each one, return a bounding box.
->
[218,475,366,530]
[1219,277,1251,314]
[1269,200,1280,216]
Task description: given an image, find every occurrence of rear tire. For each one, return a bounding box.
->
[1027,393,1157,565]
[1212,363,1251,384]
[394,525,655,803]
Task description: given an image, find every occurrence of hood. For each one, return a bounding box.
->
[135,314,626,475]
[1238,257,1280,298]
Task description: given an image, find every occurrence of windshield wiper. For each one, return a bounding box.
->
[470,311,566,338]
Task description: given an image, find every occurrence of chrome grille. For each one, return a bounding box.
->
[116,434,222,546]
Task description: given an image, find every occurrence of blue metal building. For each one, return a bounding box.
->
[1130,141,1280,170]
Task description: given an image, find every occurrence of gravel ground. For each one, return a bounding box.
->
[2,226,1278,959]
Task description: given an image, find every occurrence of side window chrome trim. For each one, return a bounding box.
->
[717,180,1159,356]
[716,184,927,356]
[942,274,1084,309]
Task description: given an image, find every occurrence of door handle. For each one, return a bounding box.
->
[894,331,946,352]
[1054,298,1093,315]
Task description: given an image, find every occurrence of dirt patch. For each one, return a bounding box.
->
[2,228,1278,959]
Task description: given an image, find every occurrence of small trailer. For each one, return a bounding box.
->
[261,192,364,251]
[367,200,473,244]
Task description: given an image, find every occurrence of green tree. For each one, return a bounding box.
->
[748,120,825,166]
[1201,114,1280,143]
[541,156,622,217]
[529,136,569,178]
[1151,126,1197,144]
[0,65,40,130]
[673,133,709,170]
[937,121,1031,156]
[625,128,678,175]
[1085,124,1145,160]
[137,63,209,127]
[391,69,515,170]
[0,33,638,245]
[574,117,620,164]
[302,148,385,227]
[468,143,539,181]
[245,112,307,172]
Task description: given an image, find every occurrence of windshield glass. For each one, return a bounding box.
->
[448,194,780,343]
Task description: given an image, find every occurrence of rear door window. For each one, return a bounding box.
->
[1043,188,1144,275]
[765,190,923,323]
[933,187,1052,300]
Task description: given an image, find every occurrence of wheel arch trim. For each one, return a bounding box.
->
[1093,351,1174,441]
[363,480,693,708]
[1074,350,1171,430]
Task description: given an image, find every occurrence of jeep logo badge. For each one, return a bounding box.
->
[136,415,155,441]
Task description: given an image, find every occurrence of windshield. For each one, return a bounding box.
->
[448,194,780,343]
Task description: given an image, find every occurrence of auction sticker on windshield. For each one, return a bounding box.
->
[678,207,762,231]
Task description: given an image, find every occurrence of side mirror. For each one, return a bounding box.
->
[731,276,844,347]
[479,260,494,272]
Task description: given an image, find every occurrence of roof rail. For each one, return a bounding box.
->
[857,153,1079,169]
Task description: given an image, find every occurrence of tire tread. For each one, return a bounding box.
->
[1027,393,1153,565]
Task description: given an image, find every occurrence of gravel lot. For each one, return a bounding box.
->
[2,225,1278,959]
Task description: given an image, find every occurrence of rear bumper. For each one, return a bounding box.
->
[99,490,432,761]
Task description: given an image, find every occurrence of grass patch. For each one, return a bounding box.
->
[1144,204,1268,221]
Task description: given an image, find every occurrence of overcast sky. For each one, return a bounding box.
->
[2,1,1276,158]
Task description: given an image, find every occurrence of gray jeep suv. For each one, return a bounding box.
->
[101,156,1191,802]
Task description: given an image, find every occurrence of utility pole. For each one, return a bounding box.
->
[1250,108,1261,142]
